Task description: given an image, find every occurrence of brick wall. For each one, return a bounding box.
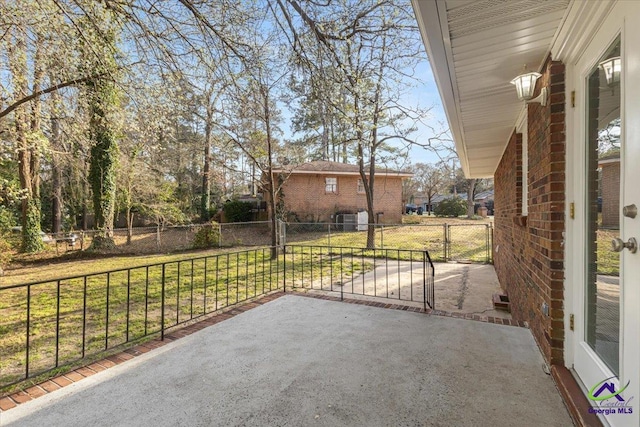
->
[494,57,565,366]
[276,174,404,223]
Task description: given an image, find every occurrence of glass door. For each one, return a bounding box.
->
[585,37,621,376]
[572,4,640,425]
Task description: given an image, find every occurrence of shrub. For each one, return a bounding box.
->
[192,222,221,249]
[434,198,466,217]
[223,200,253,223]
[0,233,14,275]
[0,207,17,233]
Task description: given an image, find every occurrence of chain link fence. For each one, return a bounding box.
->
[42,222,274,255]
[34,221,492,263]
[280,222,493,263]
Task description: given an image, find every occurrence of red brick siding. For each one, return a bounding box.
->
[275,174,404,223]
[494,57,565,366]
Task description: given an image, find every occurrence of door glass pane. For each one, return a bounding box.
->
[586,37,621,375]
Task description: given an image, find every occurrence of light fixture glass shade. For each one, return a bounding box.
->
[510,72,541,101]
[599,56,621,86]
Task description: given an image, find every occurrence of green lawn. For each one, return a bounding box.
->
[286,223,492,263]
[1,249,234,287]
[597,229,620,276]
[4,216,616,390]
[0,248,370,389]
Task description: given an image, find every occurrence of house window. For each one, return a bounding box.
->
[357,179,365,193]
[325,177,337,193]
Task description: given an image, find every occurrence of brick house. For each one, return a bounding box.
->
[268,161,412,224]
[413,1,640,426]
[600,154,620,229]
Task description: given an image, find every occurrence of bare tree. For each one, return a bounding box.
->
[217,10,290,258]
[273,0,427,248]
[4,2,47,251]
[412,163,445,215]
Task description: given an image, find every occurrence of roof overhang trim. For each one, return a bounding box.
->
[411,0,470,177]
[270,169,413,178]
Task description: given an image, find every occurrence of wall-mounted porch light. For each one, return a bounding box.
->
[510,70,548,106]
[599,56,621,86]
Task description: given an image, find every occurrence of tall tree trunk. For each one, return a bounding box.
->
[265,104,277,257]
[365,54,386,249]
[89,123,118,248]
[82,159,89,230]
[51,144,63,234]
[353,92,376,249]
[330,119,336,162]
[124,155,135,245]
[467,178,477,218]
[262,86,278,259]
[126,209,133,245]
[11,26,44,252]
[86,12,119,250]
[201,105,213,221]
[320,103,328,160]
[50,85,63,234]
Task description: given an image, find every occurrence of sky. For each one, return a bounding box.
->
[279,58,451,168]
[400,59,451,165]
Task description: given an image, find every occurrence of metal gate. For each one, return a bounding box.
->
[444,224,492,263]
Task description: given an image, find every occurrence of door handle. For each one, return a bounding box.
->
[623,204,637,219]
[611,237,638,253]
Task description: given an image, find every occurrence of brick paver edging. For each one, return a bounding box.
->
[292,291,528,328]
[0,291,526,412]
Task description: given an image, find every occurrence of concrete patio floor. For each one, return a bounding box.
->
[2,295,571,427]
[304,261,511,319]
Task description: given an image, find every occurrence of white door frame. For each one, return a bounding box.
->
[566,3,640,426]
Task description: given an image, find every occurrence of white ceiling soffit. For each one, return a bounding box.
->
[412,0,570,178]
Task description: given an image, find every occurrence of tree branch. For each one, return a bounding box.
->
[0,73,110,120]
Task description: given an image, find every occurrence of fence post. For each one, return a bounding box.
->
[25,284,31,380]
[380,225,384,249]
[218,223,222,247]
[443,223,447,262]
[283,245,287,293]
[328,223,331,246]
[161,263,166,341]
[423,251,427,312]
[340,252,344,301]
[282,220,287,246]
[486,224,490,263]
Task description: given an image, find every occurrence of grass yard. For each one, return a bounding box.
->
[597,229,620,276]
[2,214,617,390]
[288,221,493,263]
[1,248,235,287]
[0,247,371,389]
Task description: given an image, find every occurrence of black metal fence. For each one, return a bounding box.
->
[284,245,434,310]
[0,247,283,388]
[0,245,435,388]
